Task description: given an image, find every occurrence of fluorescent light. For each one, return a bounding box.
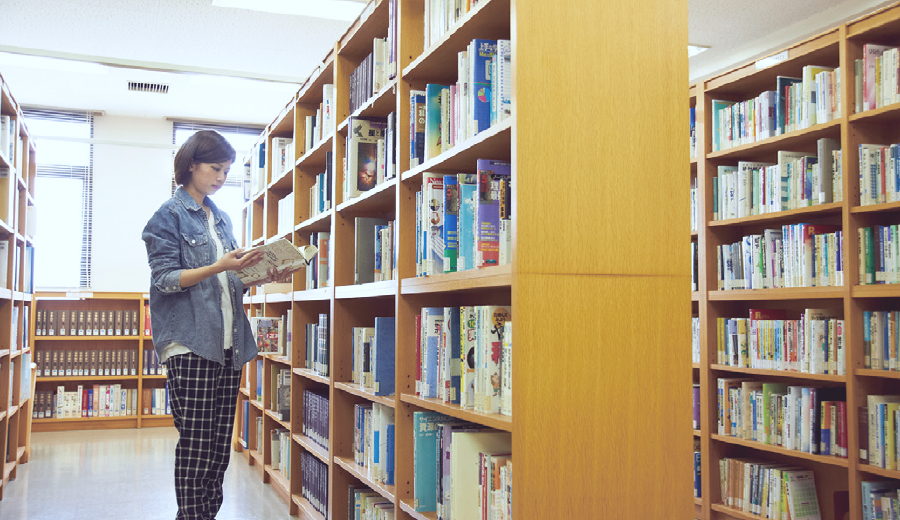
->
[0,52,108,74]
[212,0,367,21]
[188,73,299,92]
[688,45,710,58]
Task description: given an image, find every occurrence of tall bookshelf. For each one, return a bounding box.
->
[235,0,689,519]
[692,3,900,519]
[30,291,174,432]
[0,70,37,500]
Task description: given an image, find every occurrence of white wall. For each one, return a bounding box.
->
[90,115,174,292]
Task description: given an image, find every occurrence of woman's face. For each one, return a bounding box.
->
[187,160,232,197]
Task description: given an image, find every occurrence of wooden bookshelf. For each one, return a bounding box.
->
[234,0,688,519]
[693,4,900,519]
[30,292,174,432]
[0,69,36,500]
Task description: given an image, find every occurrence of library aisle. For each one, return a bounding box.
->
[0,428,290,520]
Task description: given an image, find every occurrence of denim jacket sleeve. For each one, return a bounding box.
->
[142,204,187,294]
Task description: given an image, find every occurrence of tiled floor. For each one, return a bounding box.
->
[0,427,291,520]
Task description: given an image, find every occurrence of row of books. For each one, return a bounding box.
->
[307,84,335,154]
[303,389,329,451]
[36,349,140,378]
[693,438,701,499]
[690,106,697,159]
[858,225,900,285]
[409,41,510,167]
[693,384,700,429]
[307,231,331,290]
[719,458,820,519]
[250,312,292,357]
[270,427,291,479]
[417,161,511,277]
[863,311,900,371]
[712,66,841,153]
[423,0,482,50]
[348,38,394,114]
[269,366,290,421]
[859,143,900,207]
[862,481,900,520]
[354,217,396,285]
[12,352,30,407]
[416,306,512,416]
[690,178,698,232]
[309,151,334,219]
[276,191,294,237]
[716,310,845,375]
[865,395,900,470]
[691,241,698,292]
[0,115,14,161]
[304,313,331,377]
[350,317,395,396]
[858,44,900,113]
[716,226,844,290]
[343,115,398,201]
[35,308,140,337]
[412,411,512,520]
[712,140,842,220]
[349,485,395,520]
[248,141,267,197]
[692,317,700,364]
[717,378,848,458]
[301,451,329,517]
[271,137,294,182]
[36,384,170,419]
[353,402,395,487]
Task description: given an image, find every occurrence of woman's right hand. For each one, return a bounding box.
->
[215,248,264,273]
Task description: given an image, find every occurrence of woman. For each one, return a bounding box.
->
[142,130,280,520]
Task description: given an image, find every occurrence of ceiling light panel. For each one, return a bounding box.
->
[212,0,367,21]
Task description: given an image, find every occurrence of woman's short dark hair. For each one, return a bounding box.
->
[174,130,236,186]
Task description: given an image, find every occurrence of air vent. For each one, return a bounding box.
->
[128,82,169,94]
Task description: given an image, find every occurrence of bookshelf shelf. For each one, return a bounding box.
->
[710,503,765,520]
[334,382,394,408]
[9,350,22,360]
[334,455,397,502]
[269,168,293,192]
[3,462,14,480]
[691,291,700,301]
[706,119,842,161]
[335,177,396,214]
[334,280,398,299]
[292,287,333,302]
[240,387,250,397]
[264,409,290,429]
[264,465,291,505]
[292,495,326,520]
[250,400,263,410]
[848,102,900,123]
[294,367,330,386]
[855,368,900,380]
[6,405,17,417]
[400,265,512,295]
[707,286,844,300]
[710,365,847,382]
[344,79,397,124]
[711,434,850,467]
[402,0,511,84]
[249,449,262,466]
[263,292,291,304]
[851,285,900,298]
[0,289,12,301]
[0,411,5,421]
[858,464,900,480]
[33,416,139,424]
[400,394,513,432]
[295,134,333,169]
[143,374,167,380]
[293,432,329,464]
[850,200,900,215]
[35,335,141,341]
[399,499,438,520]
[707,202,842,228]
[694,497,703,507]
[294,209,332,234]
[37,375,140,382]
[337,0,388,58]
[400,119,512,182]
[693,429,701,436]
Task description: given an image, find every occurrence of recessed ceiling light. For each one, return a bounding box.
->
[688,45,711,58]
[0,52,108,74]
[212,0,367,21]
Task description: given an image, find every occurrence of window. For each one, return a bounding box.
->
[172,122,263,245]
[23,108,93,289]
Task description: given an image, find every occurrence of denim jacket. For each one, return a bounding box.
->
[141,187,257,370]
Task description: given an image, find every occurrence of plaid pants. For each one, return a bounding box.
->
[166,349,242,520]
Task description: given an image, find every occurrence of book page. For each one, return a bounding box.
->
[236,239,317,284]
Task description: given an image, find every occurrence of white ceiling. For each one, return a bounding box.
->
[0,0,894,126]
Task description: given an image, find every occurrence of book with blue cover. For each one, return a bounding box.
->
[423,307,444,399]
[457,174,477,271]
[410,90,426,167]
[373,317,395,396]
[425,84,449,161]
[475,160,511,268]
[469,39,497,136]
[442,306,461,404]
[413,411,454,512]
[443,174,459,272]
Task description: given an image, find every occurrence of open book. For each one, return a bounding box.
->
[235,239,318,285]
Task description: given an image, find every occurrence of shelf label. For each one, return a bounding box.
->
[756,50,789,70]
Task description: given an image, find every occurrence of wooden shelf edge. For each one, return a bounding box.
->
[710,503,763,520]
[292,495,326,520]
[33,415,140,423]
[855,368,900,379]
[264,409,291,429]
[345,78,397,122]
[294,210,332,233]
[708,286,845,300]
[400,394,513,432]
[334,280,398,299]
[710,364,847,382]
[849,102,900,122]
[850,200,900,214]
[334,382,395,407]
[293,432,330,464]
[852,284,900,298]
[294,368,330,385]
[858,463,900,479]
[400,264,512,294]
[333,455,397,502]
[399,498,439,520]
[293,287,334,301]
[711,434,849,467]
[335,177,397,213]
[401,119,513,182]
[707,202,842,228]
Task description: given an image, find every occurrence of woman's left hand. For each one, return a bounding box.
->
[266,265,302,284]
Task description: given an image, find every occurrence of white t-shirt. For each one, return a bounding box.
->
[159,209,234,363]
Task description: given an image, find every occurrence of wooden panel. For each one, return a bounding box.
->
[514,0,687,279]
[514,274,691,519]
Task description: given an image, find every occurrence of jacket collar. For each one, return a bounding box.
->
[174,186,223,224]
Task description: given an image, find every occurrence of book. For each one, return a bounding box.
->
[468,39,497,136]
[235,238,317,285]
[413,411,454,511]
[450,430,512,520]
[347,117,387,199]
[457,173,478,272]
[422,172,445,276]
[425,84,449,161]
[443,174,459,273]
[354,217,389,285]
[475,160,511,268]
[372,317,395,397]
[410,90,427,168]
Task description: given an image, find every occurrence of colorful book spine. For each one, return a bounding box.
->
[475,160,511,268]
[443,174,459,273]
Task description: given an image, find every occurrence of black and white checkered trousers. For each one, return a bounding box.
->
[166,349,242,520]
